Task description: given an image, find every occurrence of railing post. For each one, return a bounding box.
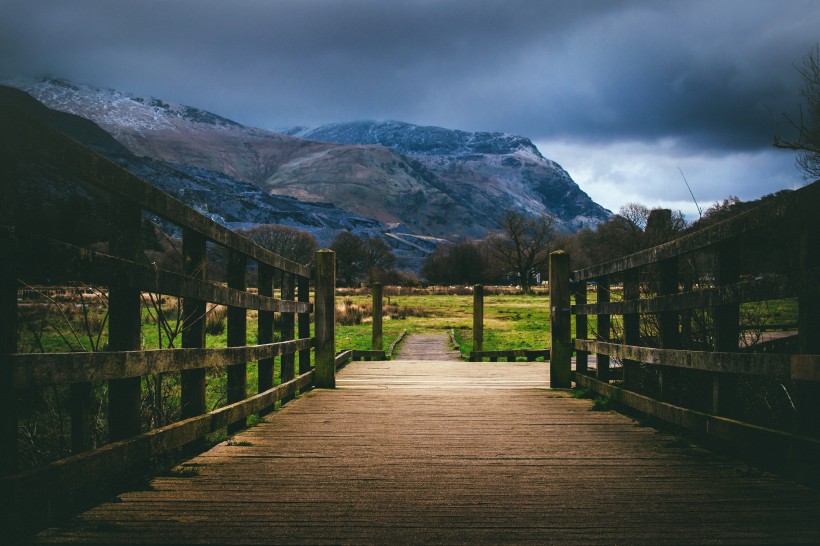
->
[657,257,679,402]
[107,200,142,442]
[314,250,336,388]
[280,272,296,403]
[622,268,640,391]
[181,229,207,421]
[573,281,588,375]
[596,276,610,383]
[298,276,311,382]
[257,263,275,410]
[797,223,820,435]
[472,284,483,361]
[549,251,571,388]
[712,243,740,416]
[0,240,15,475]
[0,132,18,475]
[227,250,247,434]
[372,282,383,352]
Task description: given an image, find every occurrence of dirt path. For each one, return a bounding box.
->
[394,332,462,361]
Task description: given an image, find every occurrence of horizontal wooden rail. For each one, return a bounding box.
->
[572,180,820,282]
[335,350,353,369]
[572,272,813,316]
[575,339,820,381]
[11,338,314,389]
[3,228,311,314]
[9,109,310,278]
[470,349,550,362]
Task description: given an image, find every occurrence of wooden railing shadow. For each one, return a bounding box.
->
[549,179,820,485]
[0,110,337,538]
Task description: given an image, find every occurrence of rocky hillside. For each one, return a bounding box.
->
[0,84,386,251]
[7,77,609,240]
[286,121,611,230]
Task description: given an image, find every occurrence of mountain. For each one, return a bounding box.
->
[285,121,611,230]
[0,84,387,252]
[7,77,609,242]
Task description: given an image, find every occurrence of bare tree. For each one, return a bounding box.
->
[488,210,555,293]
[774,44,820,179]
[238,224,319,265]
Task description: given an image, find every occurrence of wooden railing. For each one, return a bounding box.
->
[0,110,337,535]
[469,284,550,362]
[549,179,820,482]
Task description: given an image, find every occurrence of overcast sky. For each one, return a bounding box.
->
[2,0,818,219]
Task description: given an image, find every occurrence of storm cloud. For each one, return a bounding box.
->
[2,0,818,216]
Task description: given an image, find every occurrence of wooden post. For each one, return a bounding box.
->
[314,250,336,388]
[549,251,571,388]
[573,282,588,375]
[0,140,17,474]
[372,282,383,352]
[472,285,484,360]
[227,250,247,434]
[596,277,610,383]
[797,223,820,435]
[257,263,275,410]
[280,273,296,403]
[657,257,679,402]
[0,231,17,474]
[107,200,142,442]
[712,243,740,416]
[181,229,207,421]
[298,275,311,380]
[622,268,640,391]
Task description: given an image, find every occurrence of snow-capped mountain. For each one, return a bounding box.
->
[6,77,609,244]
[286,121,611,230]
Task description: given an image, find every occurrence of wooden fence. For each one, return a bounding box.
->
[550,180,820,482]
[470,284,550,362]
[0,109,337,535]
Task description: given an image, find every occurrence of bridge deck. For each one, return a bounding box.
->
[35,360,820,544]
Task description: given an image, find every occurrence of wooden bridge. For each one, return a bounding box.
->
[3,106,820,543]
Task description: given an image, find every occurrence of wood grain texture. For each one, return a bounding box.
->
[33,360,820,544]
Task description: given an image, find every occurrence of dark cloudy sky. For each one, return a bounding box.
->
[2,0,818,217]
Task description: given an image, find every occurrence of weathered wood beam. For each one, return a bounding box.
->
[11,338,314,389]
[572,179,820,282]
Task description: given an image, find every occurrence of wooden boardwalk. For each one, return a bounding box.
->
[34,360,820,544]
[394,332,462,361]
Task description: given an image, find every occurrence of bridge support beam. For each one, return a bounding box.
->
[315,250,336,388]
[550,251,571,388]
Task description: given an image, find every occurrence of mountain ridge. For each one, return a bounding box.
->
[5,76,610,245]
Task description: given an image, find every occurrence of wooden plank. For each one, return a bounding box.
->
[572,178,820,281]
[573,281,588,374]
[574,372,820,484]
[2,370,314,539]
[575,339,795,378]
[622,268,640,390]
[25,361,820,544]
[297,276,311,379]
[10,110,310,278]
[12,339,313,389]
[5,230,309,313]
